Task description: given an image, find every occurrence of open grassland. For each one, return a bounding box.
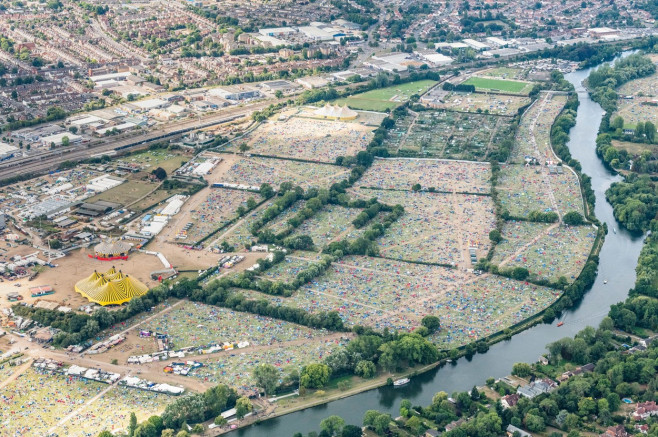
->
[479,67,526,80]
[119,149,188,174]
[358,158,491,194]
[491,221,597,282]
[463,76,532,94]
[230,117,374,163]
[85,179,159,208]
[332,80,437,111]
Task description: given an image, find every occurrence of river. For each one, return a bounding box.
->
[235,59,646,437]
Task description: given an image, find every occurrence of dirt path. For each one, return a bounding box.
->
[0,358,32,390]
[497,222,560,267]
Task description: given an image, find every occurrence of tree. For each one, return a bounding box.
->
[341,424,363,437]
[645,121,656,143]
[301,363,331,388]
[253,363,279,396]
[421,315,441,333]
[563,211,585,225]
[275,90,284,98]
[400,399,412,417]
[152,167,167,181]
[510,267,529,281]
[411,183,421,191]
[98,432,113,437]
[320,415,345,436]
[489,229,502,243]
[214,415,228,426]
[235,396,252,419]
[525,414,545,432]
[134,422,157,437]
[260,183,275,199]
[61,136,70,147]
[406,416,424,436]
[239,143,250,153]
[355,360,376,378]
[129,412,138,436]
[611,115,624,130]
[512,362,532,377]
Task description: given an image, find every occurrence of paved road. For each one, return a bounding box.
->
[0,100,273,180]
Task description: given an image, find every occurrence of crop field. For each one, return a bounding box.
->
[355,189,494,265]
[510,93,567,161]
[217,156,349,189]
[332,80,437,111]
[462,76,532,94]
[498,164,584,218]
[183,188,254,242]
[233,117,374,163]
[289,204,363,246]
[139,301,327,350]
[491,221,596,282]
[358,158,491,194]
[382,110,515,160]
[435,92,531,116]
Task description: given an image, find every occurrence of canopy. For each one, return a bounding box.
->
[94,239,131,256]
[75,267,148,306]
[313,104,358,120]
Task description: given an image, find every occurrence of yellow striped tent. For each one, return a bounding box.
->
[74,267,148,306]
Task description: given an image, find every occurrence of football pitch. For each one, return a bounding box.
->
[332,79,437,111]
[463,77,531,94]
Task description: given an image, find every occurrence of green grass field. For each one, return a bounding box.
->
[463,77,530,94]
[332,80,437,112]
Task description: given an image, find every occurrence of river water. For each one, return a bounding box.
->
[236,60,645,437]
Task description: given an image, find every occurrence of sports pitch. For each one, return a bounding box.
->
[462,77,531,94]
[332,80,437,111]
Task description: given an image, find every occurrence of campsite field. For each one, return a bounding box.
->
[85,179,158,208]
[497,164,584,218]
[353,189,494,266]
[289,204,363,247]
[510,93,567,161]
[138,301,328,350]
[491,221,596,282]
[434,92,531,116]
[381,110,515,160]
[462,77,532,94]
[232,254,559,348]
[479,67,526,80]
[332,80,437,111]
[217,156,349,190]
[358,158,491,194]
[615,72,658,129]
[230,116,374,163]
[117,149,188,174]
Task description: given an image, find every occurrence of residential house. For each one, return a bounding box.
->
[517,378,557,399]
[506,424,532,437]
[600,425,629,437]
[632,401,658,421]
[501,393,521,409]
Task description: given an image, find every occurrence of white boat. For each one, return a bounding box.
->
[393,378,410,387]
[613,228,617,234]
[604,280,608,284]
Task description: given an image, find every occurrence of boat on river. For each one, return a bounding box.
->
[393,378,410,387]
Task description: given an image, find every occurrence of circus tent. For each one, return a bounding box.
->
[91,239,131,261]
[74,267,148,306]
[313,104,358,120]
